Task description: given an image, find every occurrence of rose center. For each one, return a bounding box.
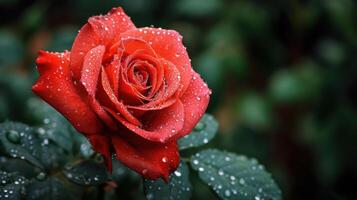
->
[134,68,149,85]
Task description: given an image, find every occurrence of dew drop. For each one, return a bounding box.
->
[146,193,154,200]
[36,172,46,181]
[162,157,168,163]
[66,173,73,178]
[194,121,205,131]
[174,171,182,177]
[239,178,245,185]
[224,190,231,197]
[6,130,21,144]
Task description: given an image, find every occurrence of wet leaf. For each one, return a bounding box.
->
[0,170,27,200]
[0,122,44,170]
[27,98,73,153]
[178,114,218,150]
[63,160,109,186]
[26,177,74,200]
[143,162,192,200]
[190,149,281,200]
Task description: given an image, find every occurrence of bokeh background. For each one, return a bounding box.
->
[1,0,356,199]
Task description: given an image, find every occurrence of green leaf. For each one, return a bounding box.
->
[0,170,27,200]
[0,122,44,170]
[111,159,140,183]
[190,149,281,200]
[26,98,73,153]
[63,160,109,186]
[71,131,94,159]
[143,162,192,200]
[26,177,74,200]
[178,114,218,150]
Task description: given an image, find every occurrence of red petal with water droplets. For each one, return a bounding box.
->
[104,54,121,97]
[127,59,180,111]
[120,28,192,95]
[121,38,157,57]
[81,45,105,96]
[119,50,164,103]
[88,96,118,130]
[101,69,141,126]
[70,7,135,80]
[111,131,179,180]
[177,71,211,138]
[32,50,103,135]
[106,100,184,142]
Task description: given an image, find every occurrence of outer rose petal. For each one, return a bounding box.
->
[88,134,112,172]
[32,50,103,135]
[70,7,135,80]
[106,100,184,143]
[177,71,211,138]
[111,132,180,181]
[120,27,192,95]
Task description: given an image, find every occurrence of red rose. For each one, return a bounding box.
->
[32,7,210,181]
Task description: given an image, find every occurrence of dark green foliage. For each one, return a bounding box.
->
[0,171,27,200]
[179,114,218,150]
[26,177,74,200]
[0,122,45,170]
[144,162,192,200]
[63,160,109,186]
[190,149,281,200]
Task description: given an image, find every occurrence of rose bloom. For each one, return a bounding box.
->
[32,7,210,181]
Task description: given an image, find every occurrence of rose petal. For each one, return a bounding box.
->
[120,27,192,95]
[32,50,103,135]
[111,132,179,181]
[127,59,180,111]
[119,50,164,103]
[81,45,106,96]
[101,68,141,126]
[106,100,184,143]
[88,96,118,130]
[70,7,135,80]
[177,72,211,138]
[121,38,157,58]
[88,134,112,172]
[104,54,121,97]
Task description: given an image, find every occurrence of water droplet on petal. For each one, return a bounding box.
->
[162,157,168,163]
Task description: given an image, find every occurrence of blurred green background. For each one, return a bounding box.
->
[0,0,356,199]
